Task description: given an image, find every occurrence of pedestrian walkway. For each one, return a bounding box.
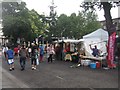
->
[0,48,29,88]
[0,46,118,88]
[2,67,29,88]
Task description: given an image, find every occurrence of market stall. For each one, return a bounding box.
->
[79,28,109,68]
[80,55,106,68]
[54,39,82,62]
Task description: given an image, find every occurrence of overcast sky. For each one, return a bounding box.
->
[1,0,119,21]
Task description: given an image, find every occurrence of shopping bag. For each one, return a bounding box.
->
[47,53,50,58]
[36,58,39,65]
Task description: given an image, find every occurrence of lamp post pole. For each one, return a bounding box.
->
[61,28,66,40]
[60,28,65,61]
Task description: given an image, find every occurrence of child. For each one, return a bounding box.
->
[6,46,14,71]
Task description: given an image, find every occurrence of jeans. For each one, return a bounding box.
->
[20,57,26,69]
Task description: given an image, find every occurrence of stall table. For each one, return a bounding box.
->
[80,55,106,68]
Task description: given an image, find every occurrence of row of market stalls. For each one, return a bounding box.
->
[54,28,109,68]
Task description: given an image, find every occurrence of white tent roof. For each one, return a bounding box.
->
[83,28,108,41]
[54,39,81,43]
[61,39,81,43]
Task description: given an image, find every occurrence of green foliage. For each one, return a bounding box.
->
[2,1,102,44]
[82,11,101,35]
[48,11,101,39]
[2,2,46,44]
[80,1,120,35]
[28,9,44,38]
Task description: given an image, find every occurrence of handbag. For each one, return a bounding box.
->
[47,53,50,58]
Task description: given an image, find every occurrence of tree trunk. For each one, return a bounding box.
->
[102,2,116,36]
[102,2,117,67]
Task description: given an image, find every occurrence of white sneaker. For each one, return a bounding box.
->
[32,67,34,70]
[34,67,36,70]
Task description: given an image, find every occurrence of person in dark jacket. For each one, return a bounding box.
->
[89,45,99,57]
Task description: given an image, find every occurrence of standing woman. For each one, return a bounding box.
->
[31,43,38,70]
[47,44,54,63]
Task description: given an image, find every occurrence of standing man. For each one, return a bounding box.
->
[19,45,28,71]
[6,46,14,71]
[89,45,99,57]
[55,44,60,60]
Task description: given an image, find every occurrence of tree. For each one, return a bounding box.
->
[81,11,101,36]
[28,9,45,39]
[2,2,46,44]
[55,14,70,38]
[51,11,101,39]
[2,2,31,43]
[80,1,120,35]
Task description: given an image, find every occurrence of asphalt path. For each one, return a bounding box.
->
[1,52,119,88]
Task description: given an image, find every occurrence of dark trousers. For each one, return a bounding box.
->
[28,52,31,58]
[55,53,61,60]
[20,57,26,69]
[48,54,53,62]
[31,56,37,65]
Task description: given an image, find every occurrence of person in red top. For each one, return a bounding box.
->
[66,43,70,52]
[14,46,19,56]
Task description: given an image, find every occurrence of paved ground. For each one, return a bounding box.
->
[0,49,119,89]
[0,49,29,89]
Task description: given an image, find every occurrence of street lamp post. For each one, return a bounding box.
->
[60,28,66,61]
[61,28,66,40]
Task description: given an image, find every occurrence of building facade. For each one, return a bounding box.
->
[100,17,120,31]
